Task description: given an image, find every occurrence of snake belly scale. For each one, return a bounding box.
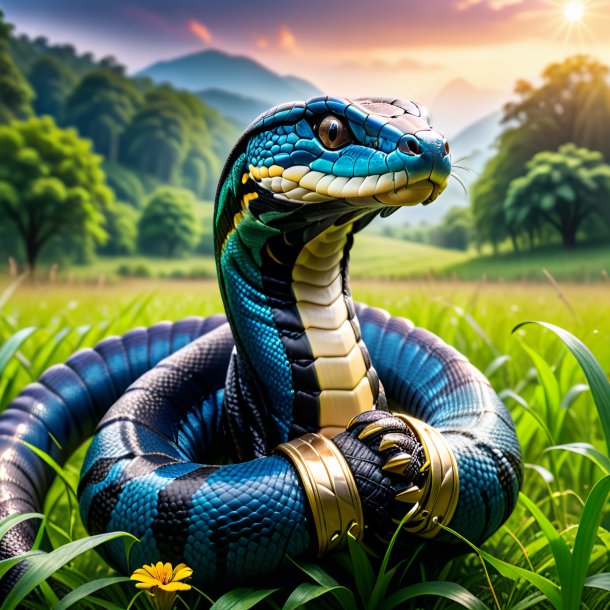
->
[0,96,522,592]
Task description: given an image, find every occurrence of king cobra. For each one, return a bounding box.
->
[0,96,522,592]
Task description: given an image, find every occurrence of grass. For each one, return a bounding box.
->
[1,278,610,609]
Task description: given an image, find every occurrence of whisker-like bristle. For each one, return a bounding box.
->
[450,171,468,195]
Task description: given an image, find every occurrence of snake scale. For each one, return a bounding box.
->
[0,96,522,594]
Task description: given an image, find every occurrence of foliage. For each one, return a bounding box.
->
[429,206,473,251]
[0,116,113,272]
[138,187,199,258]
[99,202,139,256]
[65,70,143,162]
[0,10,33,123]
[0,280,609,608]
[472,55,610,250]
[505,145,610,248]
[28,55,74,121]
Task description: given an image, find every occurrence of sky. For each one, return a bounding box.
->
[4,0,610,104]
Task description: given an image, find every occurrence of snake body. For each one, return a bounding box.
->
[0,96,522,591]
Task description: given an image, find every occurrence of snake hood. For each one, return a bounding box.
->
[219,96,450,212]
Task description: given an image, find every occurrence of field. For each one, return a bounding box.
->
[27,234,610,284]
[1,278,610,609]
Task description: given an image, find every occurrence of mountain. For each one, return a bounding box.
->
[137,49,322,105]
[429,78,508,138]
[196,88,272,126]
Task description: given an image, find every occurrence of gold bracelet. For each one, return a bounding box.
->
[393,413,459,538]
[274,433,364,556]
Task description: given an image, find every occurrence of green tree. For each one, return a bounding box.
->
[504,144,610,248]
[430,206,473,251]
[121,86,190,183]
[0,10,33,122]
[138,187,198,257]
[29,55,74,120]
[0,116,113,272]
[98,201,138,255]
[472,55,610,249]
[65,70,142,161]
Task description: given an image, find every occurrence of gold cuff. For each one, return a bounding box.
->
[275,433,364,556]
[393,414,459,538]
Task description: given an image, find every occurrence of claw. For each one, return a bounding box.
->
[357,422,383,440]
[395,484,423,504]
[379,433,404,452]
[382,453,412,474]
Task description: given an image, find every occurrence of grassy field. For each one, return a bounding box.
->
[17,233,609,284]
[1,278,610,609]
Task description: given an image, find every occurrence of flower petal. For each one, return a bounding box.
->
[135,582,157,589]
[131,574,157,584]
[160,581,192,592]
[163,562,173,583]
[172,566,193,582]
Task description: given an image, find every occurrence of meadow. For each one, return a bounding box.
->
[1,277,609,609]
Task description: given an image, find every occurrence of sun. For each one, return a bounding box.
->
[564,0,585,22]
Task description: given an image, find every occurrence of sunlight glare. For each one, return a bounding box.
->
[564,0,585,22]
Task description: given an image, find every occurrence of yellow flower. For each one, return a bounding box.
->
[131,562,193,610]
[131,561,193,592]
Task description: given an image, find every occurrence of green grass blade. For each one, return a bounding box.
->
[210,587,279,610]
[0,274,28,311]
[484,354,511,379]
[18,440,78,499]
[518,492,572,588]
[514,321,610,456]
[0,512,44,541]
[346,532,374,604]
[564,475,610,610]
[508,593,548,610]
[53,576,131,610]
[443,524,562,609]
[80,596,127,610]
[2,531,137,610]
[559,384,589,410]
[583,572,610,592]
[546,443,610,475]
[0,550,44,579]
[384,581,491,610]
[0,327,37,375]
[282,583,353,610]
[517,338,561,417]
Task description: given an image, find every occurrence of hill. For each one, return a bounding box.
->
[196,88,271,126]
[137,49,321,105]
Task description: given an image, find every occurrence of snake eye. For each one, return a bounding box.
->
[316,115,352,149]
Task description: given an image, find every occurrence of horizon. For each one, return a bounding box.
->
[4,0,610,106]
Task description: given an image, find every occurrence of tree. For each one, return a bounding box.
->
[0,116,113,272]
[29,55,74,120]
[98,201,138,255]
[430,206,473,251]
[504,144,610,248]
[471,55,610,249]
[65,70,142,161]
[0,10,32,122]
[138,187,198,257]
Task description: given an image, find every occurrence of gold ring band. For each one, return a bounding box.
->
[393,414,459,538]
[275,433,364,556]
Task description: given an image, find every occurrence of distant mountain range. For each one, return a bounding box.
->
[137,49,321,115]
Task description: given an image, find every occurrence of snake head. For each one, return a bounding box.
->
[244,96,451,207]
[332,410,427,541]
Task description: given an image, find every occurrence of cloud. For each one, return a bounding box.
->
[278,25,299,54]
[253,34,270,49]
[188,19,212,44]
[123,4,179,35]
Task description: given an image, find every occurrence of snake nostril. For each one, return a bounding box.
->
[399,136,421,156]
[444,140,450,156]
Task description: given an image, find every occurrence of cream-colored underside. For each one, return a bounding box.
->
[250,164,433,206]
[292,222,374,428]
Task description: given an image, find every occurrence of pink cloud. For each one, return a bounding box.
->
[189,19,212,44]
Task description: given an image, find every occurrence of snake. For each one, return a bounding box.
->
[0,96,522,593]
